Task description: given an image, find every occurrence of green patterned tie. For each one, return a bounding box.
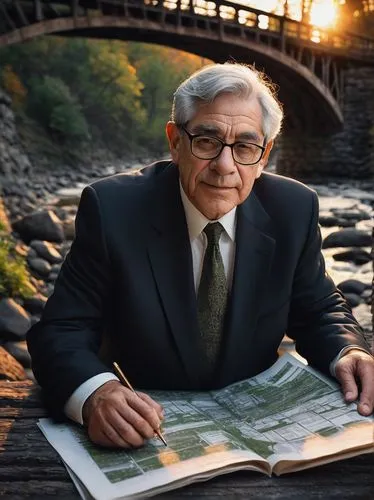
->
[197,222,228,384]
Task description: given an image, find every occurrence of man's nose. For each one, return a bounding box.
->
[211,145,236,174]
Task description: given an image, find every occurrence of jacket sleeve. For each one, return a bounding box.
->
[287,190,371,376]
[27,185,113,418]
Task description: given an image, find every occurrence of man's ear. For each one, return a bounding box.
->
[166,121,181,165]
[255,139,274,179]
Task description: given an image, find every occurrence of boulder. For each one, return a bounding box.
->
[338,279,368,295]
[4,341,31,368]
[51,263,61,273]
[353,304,373,337]
[30,315,41,326]
[12,210,64,243]
[55,187,82,206]
[332,248,371,265]
[30,240,63,264]
[47,272,59,282]
[28,257,52,277]
[60,241,72,257]
[319,214,339,227]
[337,219,356,228]
[0,298,31,340]
[63,218,75,240]
[27,247,37,260]
[331,209,371,221]
[343,293,362,308]
[23,294,47,315]
[322,229,371,248]
[13,243,28,258]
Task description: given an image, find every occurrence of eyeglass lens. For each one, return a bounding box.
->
[192,136,262,164]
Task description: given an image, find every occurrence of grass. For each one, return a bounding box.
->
[0,201,34,299]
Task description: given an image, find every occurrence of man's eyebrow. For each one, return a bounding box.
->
[189,124,220,135]
[236,131,261,142]
[189,125,261,143]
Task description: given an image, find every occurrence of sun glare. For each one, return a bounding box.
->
[230,1,341,28]
[310,2,338,28]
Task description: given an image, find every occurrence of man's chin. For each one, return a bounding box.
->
[196,198,236,220]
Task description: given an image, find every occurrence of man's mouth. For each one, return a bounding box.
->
[203,183,232,190]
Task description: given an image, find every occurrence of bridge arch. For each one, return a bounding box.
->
[1,13,343,133]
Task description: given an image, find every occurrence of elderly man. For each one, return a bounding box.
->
[27,63,374,449]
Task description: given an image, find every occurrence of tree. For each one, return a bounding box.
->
[127,43,204,153]
[0,36,205,157]
[28,75,89,142]
[1,65,27,108]
[82,40,145,152]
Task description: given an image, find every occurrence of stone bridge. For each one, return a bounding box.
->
[1,0,374,178]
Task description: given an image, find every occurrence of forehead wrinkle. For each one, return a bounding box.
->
[189,122,261,143]
[189,123,220,135]
[236,131,261,142]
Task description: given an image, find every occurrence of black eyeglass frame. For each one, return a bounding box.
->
[181,126,266,166]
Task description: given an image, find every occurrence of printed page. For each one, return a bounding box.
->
[37,353,373,498]
[38,392,268,500]
[209,353,374,470]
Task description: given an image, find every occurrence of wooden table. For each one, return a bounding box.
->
[1,380,373,499]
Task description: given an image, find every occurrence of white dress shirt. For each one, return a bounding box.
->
[64,183,237,424]
[64,182,363,424]
[179,183,237,292]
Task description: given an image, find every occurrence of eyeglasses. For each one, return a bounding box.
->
[181,126,265,166]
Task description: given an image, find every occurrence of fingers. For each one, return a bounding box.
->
[89,408,145,448]
[137,391,164,421]
[84,381,164,448]
[89,420,132,449]
[335,351,374,416]
[125,391,163,431]
[355,360,374,416]
[117,398,158,439]
[335,357,359,402]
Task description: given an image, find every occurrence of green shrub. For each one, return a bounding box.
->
[0,237,34,299]
[50,102,90,139]
[28,75,89,141]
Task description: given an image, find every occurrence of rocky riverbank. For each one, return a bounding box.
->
[0,168,373,381]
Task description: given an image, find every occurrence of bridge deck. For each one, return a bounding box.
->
[1,0,373,62]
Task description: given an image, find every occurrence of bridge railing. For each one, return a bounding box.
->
[1,0,374,60]
[142,0,374,57]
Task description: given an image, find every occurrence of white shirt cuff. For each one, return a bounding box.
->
[64,372,119,425]
[329,345,371,378]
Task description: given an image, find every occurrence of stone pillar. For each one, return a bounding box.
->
[277,67,374,180]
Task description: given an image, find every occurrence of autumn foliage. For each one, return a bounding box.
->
[0,37,205,156]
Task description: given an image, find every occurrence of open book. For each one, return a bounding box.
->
[38,353,374,499]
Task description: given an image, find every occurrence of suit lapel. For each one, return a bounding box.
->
[218,191,276,385]
[147,164,202,387]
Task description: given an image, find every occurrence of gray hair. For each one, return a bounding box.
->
[171,63,283,142]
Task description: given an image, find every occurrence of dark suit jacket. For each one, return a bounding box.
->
[27,161,371,417]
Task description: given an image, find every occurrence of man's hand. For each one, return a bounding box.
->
[82,380,164,448]
[335,349,374,416]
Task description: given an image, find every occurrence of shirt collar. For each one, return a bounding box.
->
[179,182,237,242]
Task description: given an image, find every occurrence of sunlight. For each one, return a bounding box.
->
[311,29,321,43]
[258,14,270,30]
[310,1,338,28]
[158,449,181,466]
[227,0,343,27]
[164,0,347,39]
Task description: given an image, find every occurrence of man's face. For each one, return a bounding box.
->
[166,93,273,220]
